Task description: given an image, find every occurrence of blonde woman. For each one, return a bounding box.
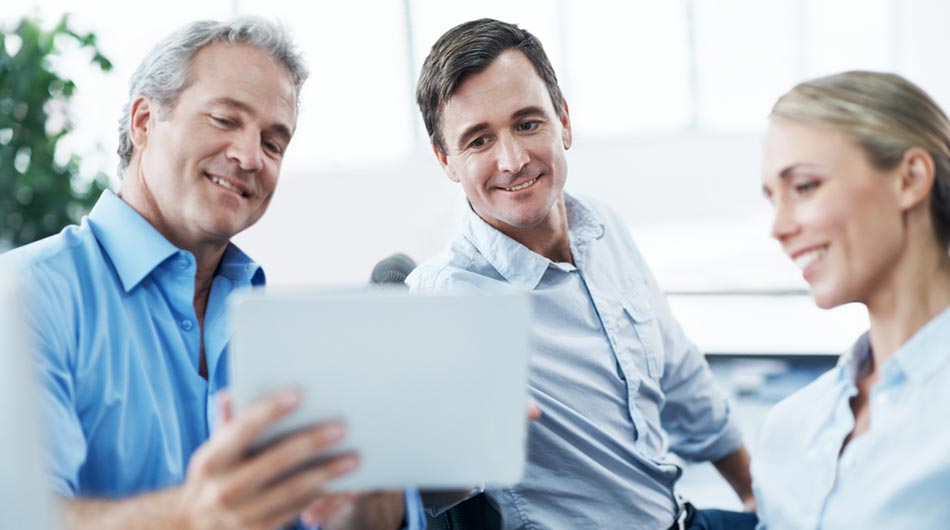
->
[755,71,950,529]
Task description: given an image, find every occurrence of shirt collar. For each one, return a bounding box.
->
[889,307,950,384]
[218,244,267,287]
[836,307,950,385]
[88,190,179,292]
[87,190,265,291]
[564,193,606,261]
[836,331,872,385]
[461,192,605,290]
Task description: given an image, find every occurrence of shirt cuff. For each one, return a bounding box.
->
[425,484,485,518]
[402,487,426,530]
[682,418,744,463]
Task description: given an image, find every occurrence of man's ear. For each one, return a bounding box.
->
[129,95,154,148]
[433,142,460,183]
[898,147,936,212]
[559,98,573,150]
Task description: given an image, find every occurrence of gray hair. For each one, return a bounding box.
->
[116,16,309,177]
[772,71,950,250]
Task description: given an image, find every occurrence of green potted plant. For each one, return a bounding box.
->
[0,15,112,249]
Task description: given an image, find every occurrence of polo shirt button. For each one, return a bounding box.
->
[181,319,193,331]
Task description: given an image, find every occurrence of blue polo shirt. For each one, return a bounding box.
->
[3,191,425,530]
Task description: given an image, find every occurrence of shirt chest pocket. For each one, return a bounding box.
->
[620,290,665,380]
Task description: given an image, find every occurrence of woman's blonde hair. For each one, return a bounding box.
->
[771,71,950,248]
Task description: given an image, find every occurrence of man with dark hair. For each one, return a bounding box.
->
[410,18,757,530]
[2,17,422,530]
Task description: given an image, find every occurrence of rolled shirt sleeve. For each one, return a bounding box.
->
[641,257,742,462]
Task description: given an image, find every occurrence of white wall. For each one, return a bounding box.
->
[10,0,950,351]
[233,132,776,288]
[234,154,464,286]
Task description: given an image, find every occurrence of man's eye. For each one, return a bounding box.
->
[470,136,488,148]
[263,140,283,155]
[517,120,539,132]
[212,116,236,127]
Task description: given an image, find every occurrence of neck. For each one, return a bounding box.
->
[119,161,227,322]
[191,257,221,325]
[865,239,950,370]
[487,195,573,264]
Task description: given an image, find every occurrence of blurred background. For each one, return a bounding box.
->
[6,0,948,509]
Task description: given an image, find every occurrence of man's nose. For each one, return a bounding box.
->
[226,130,264,173]
[496,134,529,174]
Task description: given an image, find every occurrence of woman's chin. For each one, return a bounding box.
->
[809,286,845,311]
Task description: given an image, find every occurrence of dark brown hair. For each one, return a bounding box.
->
[416,18,564,154]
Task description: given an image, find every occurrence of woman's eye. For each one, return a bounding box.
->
[795,180,819,194]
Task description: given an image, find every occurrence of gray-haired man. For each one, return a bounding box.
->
[3,17,423,530]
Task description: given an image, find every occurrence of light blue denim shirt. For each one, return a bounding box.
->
[2,190,424,530]
[408,193,742,529]
[753,308,950,530]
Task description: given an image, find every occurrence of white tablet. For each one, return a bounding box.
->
[228,287,531,491]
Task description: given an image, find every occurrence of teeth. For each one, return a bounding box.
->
[504,177,537,192]
[794,247,827,271]
[210,175,244,196]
